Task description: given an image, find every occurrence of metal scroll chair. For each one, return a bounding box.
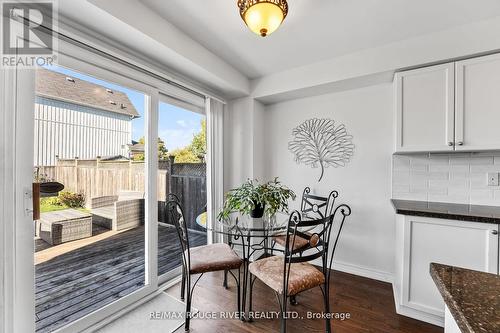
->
[248,204,351,333]
[167,200,243,331]
[273,187,339,253]
[167,193,181,203]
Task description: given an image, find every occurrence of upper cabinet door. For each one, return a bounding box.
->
[456,54,500,151]
[395,64,455,153]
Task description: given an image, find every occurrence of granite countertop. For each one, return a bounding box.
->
[430,263,500,333]
[391,199,500,224]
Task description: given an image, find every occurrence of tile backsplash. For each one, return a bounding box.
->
[392,152,500,206]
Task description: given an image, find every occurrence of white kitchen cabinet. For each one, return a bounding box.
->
[455,53,500,151]
[395,63,455,153]
[394,215,499,326]
[395,53,500,153]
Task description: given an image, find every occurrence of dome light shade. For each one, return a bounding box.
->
[238,0,288,37]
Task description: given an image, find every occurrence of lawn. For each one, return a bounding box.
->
[40,197,89,213]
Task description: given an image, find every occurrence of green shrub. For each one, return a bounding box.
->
[42,196,62,206]
[58,191,86,208]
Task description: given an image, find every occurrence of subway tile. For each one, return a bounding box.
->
[393,170,410,184]
[494,156,500,165]
[410,156,430,166]
[471,152,500,158]
[449,171,469,180]
[393,155,410,170]
[428,194,467,204]
[410,170,428,181]
[470,165,500,173]
[409,178,427,192]
[428,187,448,195]
[410,164,428,172]
[449,179,469,188]
[470,189,494,202]
[429,154,450,165]
[392,192,428,201]
[393,184,410,194]
[449,165,470,173]
[428,179,448,189]
[470,198,499,206]
[449,156,470,165]
[429,164,450,172]
[427,171,449,180]
[470,177,487,189]
[469,157,494,165]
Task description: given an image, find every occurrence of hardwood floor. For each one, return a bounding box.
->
[167,270,443,333]
[35,224,206,333]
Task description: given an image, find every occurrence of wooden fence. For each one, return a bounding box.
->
[37,158,206,230]
[37,158,168,202]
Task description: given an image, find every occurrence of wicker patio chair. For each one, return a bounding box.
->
[91,191,145,231]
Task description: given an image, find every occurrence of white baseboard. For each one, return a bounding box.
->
[394,303,444,327]
[310,258,394,284]
[392,284,444,327]
[332,260,394,283]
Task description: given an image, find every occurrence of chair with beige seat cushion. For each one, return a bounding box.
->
[249,256,325,296]
[272,187,339,253]
[249,205,351,333]
[166,200,242,332]
[188,243,242,274]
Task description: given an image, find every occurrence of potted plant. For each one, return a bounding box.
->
[218,178,296,221]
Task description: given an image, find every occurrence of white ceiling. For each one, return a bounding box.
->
[140,0,500,79]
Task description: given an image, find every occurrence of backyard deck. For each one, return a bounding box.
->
[35,224,206,333]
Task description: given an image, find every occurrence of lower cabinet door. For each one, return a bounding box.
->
[402,216,499,319]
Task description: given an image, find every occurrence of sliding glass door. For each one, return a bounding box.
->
[33,65,151,333]
[157,98,208,283]
[9,26,223,332]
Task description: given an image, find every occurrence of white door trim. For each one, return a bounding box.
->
[1,67,36,333]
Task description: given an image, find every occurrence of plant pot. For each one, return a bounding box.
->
[250,202,265,218]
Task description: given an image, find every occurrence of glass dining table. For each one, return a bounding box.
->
[195,211,315,319]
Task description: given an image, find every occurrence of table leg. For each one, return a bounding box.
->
[240,233,252,321]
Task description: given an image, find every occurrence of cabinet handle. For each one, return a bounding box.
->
[457,141,464,146]
[492,230,499,235]
[447,142,454,146]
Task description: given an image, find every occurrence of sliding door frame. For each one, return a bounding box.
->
[3,30,225,333]
[39,39,159,333]
[1,66,37,333]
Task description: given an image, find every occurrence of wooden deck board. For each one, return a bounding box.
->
[35,224,206,333]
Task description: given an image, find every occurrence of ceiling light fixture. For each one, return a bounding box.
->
[238,0,288,37]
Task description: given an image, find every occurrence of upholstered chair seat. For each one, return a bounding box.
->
[249,256,325,296]
[272,233,310,251]
[188,243,243,274]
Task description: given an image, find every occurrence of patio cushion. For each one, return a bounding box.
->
[91,206,115,219]
[273,233,310,251]
[188,243,242,274]
[249,256,325,296]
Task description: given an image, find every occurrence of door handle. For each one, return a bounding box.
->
[24,187,33,216]
[447,142,454,146]
[492,230,499,235]
[457,141,464,146]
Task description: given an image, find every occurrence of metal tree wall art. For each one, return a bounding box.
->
[288,118,354,182]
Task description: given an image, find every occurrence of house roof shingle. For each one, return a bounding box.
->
[35,67,139,118]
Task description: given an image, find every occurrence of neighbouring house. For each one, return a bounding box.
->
[34,68,139,166]
[128,141,145,160]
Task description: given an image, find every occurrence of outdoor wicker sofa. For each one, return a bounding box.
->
[91,191,145,231]
[37,209,93,245]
